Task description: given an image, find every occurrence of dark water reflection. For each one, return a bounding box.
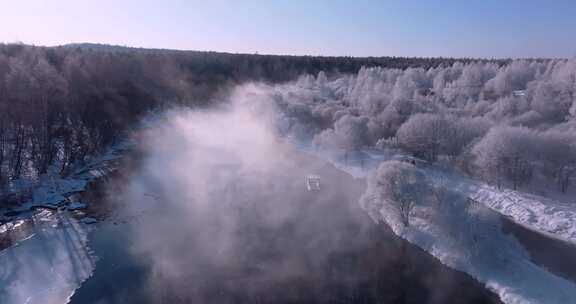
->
[70,156,501,304]
[71,217,500,304]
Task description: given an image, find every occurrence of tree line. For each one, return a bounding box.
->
[274,60,576,194]
[0,43,496,188]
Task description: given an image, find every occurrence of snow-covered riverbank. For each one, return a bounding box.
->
[1,142,127,220]
[2,140,573,304]
[0,210,96,304]
[313,147,576,246]
[310,147,576,304]
[0,143,127,304]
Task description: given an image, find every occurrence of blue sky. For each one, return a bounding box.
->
[1,0,575,58]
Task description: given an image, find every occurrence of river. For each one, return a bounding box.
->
[68,149,501,304]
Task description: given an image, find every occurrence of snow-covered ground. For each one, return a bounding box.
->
[2,136,574,304]
[468,185,576,245]
[0,143,127,304]
[0,210,96,304]
[312,146,576,246]
[308,146,576,304]
[421,165,576,247]
[1,141,127,217]
[366,188,576,304]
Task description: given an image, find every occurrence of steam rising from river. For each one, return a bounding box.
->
[116,84,369,302]
[109,83,501,303]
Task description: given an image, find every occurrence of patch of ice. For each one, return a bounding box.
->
[0,211,96,304]
[80,217,98,225]
[2,141,128,216]
[67,201,87,211]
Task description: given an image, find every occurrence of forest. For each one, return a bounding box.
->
[272,60,576,194]
[0,43,573,200]
[0,43,496,186]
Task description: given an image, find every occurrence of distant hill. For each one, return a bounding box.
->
[60,42,511,66]
[62,43,194,54]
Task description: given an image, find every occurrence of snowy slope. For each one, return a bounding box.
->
[0,143,126,304]
[313,147,576,246]
[308,147,576,304]
[420,167,576,246]
[359,164,576,304]
[467,185,576,245]
[1,141,127,216]
[373,197,576,304]
[0,211,95,304]
[0,142,129,304]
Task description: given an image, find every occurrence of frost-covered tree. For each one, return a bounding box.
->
[444,63,497,106]
[272,58,576,195]
[539,131,576,193]
[30,57,69,174]
[396,113,451,162]
[361,161,429,227]
[484,60,536,98]
[472,126,539,190]
[313,114,369,152]
[530,81,573,122]
[445,117,491,159]
[374,97,413,139]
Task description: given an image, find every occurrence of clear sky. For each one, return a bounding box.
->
[1,0,575,58]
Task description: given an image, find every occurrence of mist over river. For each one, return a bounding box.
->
[69,146,500,304]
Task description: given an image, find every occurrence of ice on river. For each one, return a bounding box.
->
[0,211,95,304]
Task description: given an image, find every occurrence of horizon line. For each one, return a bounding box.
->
[1,41,565,61]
